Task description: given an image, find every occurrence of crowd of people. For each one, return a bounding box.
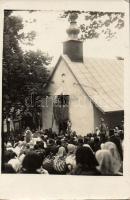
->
[2,119,124,175]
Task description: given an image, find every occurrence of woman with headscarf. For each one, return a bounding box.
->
[24,127,32,143]
[65,144,76,171]
[6,142,14,151]
[109,130,123,161]
[8,157,21,173]
[3,163,16,173]
[71,146,100,175]
[95,149,121,175]
[42,140,58,174]
[13,141,24,157]
[53,146,68,174]
[101,141,122,174]
[21,151,44,174]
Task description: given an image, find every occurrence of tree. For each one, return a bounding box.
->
[3,10,52,112]
[23,50,52,100]
[60,11,124,41]
[3,10,25,108]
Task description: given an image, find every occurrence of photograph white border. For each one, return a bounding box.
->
[0,0,130,200]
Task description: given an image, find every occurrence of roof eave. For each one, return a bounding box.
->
[104,109,124,114]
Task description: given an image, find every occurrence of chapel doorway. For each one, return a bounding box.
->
[53,95,69,134]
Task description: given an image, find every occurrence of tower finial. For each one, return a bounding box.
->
[63,12,83,62]
[66,12,80,40]
[68,12,78,22]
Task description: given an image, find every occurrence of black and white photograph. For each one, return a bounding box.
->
[1,4,126,176]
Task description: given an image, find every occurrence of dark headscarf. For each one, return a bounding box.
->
[22,151,43,173]
[71,146,100,175]
[4,150,17,163]
[76,146,98,168]
[109,135,123,161]
[2,163,16,173]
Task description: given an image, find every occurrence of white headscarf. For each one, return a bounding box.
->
[83,144,93,153]
[13,146,21,157]
[57,146,66,158]
[13,141,24,156]
[101,141,121,174]
[19,154,26,163]
[66,144,76,170]
[96,149,115,175]
[67,144,76,155]
[6,142,14,152]
[8,158,21,172]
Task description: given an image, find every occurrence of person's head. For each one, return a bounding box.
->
[2,163,16,173]
[36,141,44,149]
[22,151,43,173]
[87,133,92,138]
[96,149,114,175]
[121,120,124,129]
[109,129,115,137]
[90,137,94,142]
[100,133,106,143]
[67,144,76,155]
[109,135,123,161]
[72,138,78,146]
[8,158,21,172]
[17,141,24,148]
[26,127,30,130]
[45,129,49,134]
[78,138,83,146]
[18,135,24,141]
[6,142,12,149]
[115,127,119,131]
[59,130,64,135]
[101,118,105,123]
[63,139,68,148]
[101,141,116,153]
[57,146,66,157]
[56,139,61,146]
[34,144,39,150]
[119,130,124,141]
[72,131,76,137]
[101,141,122,171]
[94,137,100,143]
[76,146,98,168]
[48,139,55,146]
[93,133,97,138]
[28,141,34,150]
[53,131,57,138]
[95,127,99,131]
[4,150,17,163]
[84,137,89,144]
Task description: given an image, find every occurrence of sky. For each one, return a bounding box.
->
[12,8,126,67]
